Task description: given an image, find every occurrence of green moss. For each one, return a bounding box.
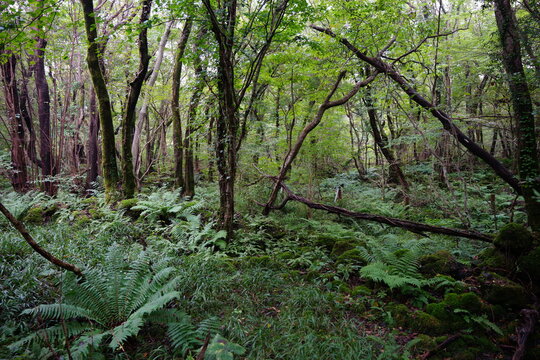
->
[335,249,366,266]
[23,206,44,224]
[314,236,338,251]
[385,303,410,327]
[411,311,444,334]
[413,334,437,352]
[419,250,459,277]
[443,292,483,313]
[351,285,372,297]
[519,246,540,281]
[478,247,514,271]
[119,198,138,209]
[494,223,533,255]
[330,240,360,258]
[480,272,530,309]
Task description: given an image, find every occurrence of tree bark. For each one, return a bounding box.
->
[121,0,152,199]
[494,0,540,230]
[79,0,119,202]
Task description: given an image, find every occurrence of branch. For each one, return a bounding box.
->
[309,24,521,195]
[266,181,493,242]
[0,202,83,277]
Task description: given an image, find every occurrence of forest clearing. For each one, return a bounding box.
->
[1,0,540,359]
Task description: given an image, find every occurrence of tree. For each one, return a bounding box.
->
[120,0,152,199]
[202,0,290,238]
[493,0,540,230]
[79,0,120,202]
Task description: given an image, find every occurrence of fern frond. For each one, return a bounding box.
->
[22,304,96,322]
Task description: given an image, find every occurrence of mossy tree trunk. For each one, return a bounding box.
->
[79,0,119,202]
[494,0,540,231]
[121,0,152,199]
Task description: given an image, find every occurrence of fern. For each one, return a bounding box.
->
[12,245,181,357]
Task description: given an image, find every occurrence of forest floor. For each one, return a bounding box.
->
[1,166,539,359]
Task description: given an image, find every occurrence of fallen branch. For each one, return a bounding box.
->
[263,181,493,242]
[0,202,83,277]
[513,309,539,360]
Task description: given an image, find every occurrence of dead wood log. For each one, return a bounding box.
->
[263,181,493,242]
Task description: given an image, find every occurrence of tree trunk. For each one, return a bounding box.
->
[79,0,119,202]
[1,52,28,192]
[133,20,173,186]
[364,85,409,194]
[86,90,100,190]
[183,49,205,198]
[121,0,152,199]
[171,19,193,189]
[34,36,56,195]
[494,0,540,230]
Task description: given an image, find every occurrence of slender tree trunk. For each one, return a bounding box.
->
[133,20,173,186]
[79,0,119,202]
[121,0,152,199]
[171,19,193,189]
[183,50,205,198]
[34,37,56,195]
[1,52,28,192]
[263,72,378,215]
[494,0,540,230]
[364,85,409,194]
[86,90,100,190]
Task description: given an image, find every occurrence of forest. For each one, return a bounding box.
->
[1,0,539,358]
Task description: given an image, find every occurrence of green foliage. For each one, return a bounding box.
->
[10,245,182,357]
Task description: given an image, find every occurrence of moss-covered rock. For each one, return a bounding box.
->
[385,303,410,327]
[119,198,138,209]
[330,240,361,258]
[425,292,484,332]
[411,311,444,334]
[119,198,142,219]
[419,250,466,278]
[443,292,483,313]
[494,223,533,255]
[314,236,338,251]
[478,247,514,272]
[519,246,540,281]
[23,206,44,224]
[335,249,366,266]
[479,272,530,309]
[351,285,372,297]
